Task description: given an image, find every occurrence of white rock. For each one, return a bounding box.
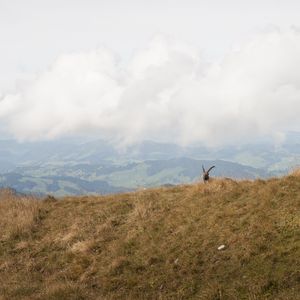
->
[217,245,225,250]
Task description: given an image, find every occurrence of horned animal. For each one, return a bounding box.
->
[202,165,215,183]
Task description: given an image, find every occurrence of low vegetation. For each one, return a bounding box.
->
[0,189,42,241]
[0,172,299,299]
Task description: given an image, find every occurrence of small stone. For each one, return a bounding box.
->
[217,245,226,250]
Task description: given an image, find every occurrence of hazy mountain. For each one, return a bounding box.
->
[0,134,299,195]
[1,134,299,170]
[0,172,131,196]
[1,157,270,196]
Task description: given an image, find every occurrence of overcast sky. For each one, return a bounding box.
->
[1,0,300,146]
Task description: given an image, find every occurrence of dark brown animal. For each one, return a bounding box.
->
[202,165,215,183]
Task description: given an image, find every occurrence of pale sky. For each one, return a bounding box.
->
[1,0,300,145]
[1,0,300,91]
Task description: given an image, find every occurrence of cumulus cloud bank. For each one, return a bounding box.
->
[1,29,300,146]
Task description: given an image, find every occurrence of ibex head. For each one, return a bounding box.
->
[202,165,215,183]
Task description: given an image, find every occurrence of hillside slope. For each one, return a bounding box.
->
[0,173,299,299]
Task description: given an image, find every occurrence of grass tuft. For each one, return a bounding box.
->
[0,193,42,240]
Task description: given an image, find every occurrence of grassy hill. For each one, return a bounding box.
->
[0,172,299,299]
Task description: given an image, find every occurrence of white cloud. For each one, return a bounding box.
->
[1,29,300,146]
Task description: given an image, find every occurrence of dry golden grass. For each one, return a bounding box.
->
[0,191,42,240]
[290,167,300,177]
[0,175,299,300]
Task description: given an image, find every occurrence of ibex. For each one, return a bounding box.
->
[202,165,215,183]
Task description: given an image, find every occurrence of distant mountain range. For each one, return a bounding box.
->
[0,134,299,195]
